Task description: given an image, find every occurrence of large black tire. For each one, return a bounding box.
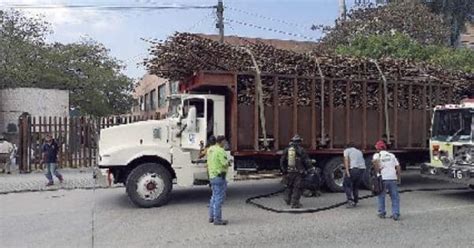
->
[361,156,374,190]
[323,157,345,192]
[126,163,172,208]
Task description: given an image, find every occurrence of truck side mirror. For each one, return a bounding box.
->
[186,106,197,132]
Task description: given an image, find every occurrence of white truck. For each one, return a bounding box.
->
[98,94,235,208]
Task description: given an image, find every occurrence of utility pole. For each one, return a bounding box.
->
[339,0,347,20]
[216,0,224,43]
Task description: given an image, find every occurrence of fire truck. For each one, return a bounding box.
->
[421,98,474,188]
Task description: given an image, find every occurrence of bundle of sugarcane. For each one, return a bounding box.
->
[144,33,473,107]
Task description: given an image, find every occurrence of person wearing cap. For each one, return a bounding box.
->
[372,140,401,221]
[42,134,64,186]
[343,142,366,208]
[0,135,14,174]
[280,134,312,208]
[207,135,230,225]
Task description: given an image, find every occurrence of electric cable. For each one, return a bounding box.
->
[227,18,319,42]
[246,186,470,214]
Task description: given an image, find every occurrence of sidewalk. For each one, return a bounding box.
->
[0,168,116,194]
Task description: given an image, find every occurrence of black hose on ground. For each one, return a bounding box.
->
[245,186,469,214]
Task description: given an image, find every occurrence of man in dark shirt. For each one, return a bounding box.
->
[42,134,63,186]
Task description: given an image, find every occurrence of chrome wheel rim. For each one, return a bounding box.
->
[136,173,165,201]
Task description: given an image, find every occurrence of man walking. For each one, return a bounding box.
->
[343,143,366,208]
[373,140,401,221]
[207,135,230,225]
[0,135,14,174]
[280,135,312,209]
[42,134,64,186]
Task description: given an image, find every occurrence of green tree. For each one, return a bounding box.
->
[382,0,474,46]
[316,2,450,52]
[0,10,134,116]
[336,32,474,73]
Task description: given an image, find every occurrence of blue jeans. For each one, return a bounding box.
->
[45,163,62,183]
[377,180,400,217]
[343,168,365,204]
[209,176,227,221]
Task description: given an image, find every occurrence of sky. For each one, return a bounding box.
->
[0,0,365,79]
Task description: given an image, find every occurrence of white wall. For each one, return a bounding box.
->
[0,88,69,134]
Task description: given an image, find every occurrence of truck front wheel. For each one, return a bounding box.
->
[323,157,345,192]
[126,163,172,208]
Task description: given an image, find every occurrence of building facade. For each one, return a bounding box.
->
[460,23,474,50]
[132,74,179,118]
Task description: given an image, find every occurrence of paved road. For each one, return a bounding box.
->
[1,170,473,248]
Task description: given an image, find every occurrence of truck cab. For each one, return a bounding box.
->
[421,99,474,188]
[98,93,234,208]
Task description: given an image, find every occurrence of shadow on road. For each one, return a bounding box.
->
[169,180,281,206]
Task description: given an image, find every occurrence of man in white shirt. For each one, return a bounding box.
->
[0,135,14,174]
[343,143,366,207]
[372,140,401,221]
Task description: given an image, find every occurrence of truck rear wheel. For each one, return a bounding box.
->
[323,157,345,192]
[361,157,374,190]
[126,163,172,208]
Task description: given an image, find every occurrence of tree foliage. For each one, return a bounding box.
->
[381,0,474,46]
[316,1,450,51]
[336,32,474,73]
[0,10,134,116]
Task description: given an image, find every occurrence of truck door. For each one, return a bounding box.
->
[181,97,207,150]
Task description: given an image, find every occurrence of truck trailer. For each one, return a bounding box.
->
[98,70,456,208]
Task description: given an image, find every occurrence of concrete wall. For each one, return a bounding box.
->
[0,88,69,135]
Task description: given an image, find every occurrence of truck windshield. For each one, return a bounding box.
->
[167,97,181,118]
[431,109,473,142]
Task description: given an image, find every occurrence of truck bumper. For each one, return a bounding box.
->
[421,163,474,185]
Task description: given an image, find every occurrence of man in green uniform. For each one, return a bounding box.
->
[207,135,230,225]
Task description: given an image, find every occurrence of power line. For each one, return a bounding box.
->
[226,6,311,30]
[227,18,320,42]
[0,4,216,10]
[185,9,215,33]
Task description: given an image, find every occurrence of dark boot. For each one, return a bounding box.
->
[213,220,228,225]
[291,203,302,209]
[284,188,292,205]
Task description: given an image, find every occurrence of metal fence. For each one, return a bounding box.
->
[17,115,158,172]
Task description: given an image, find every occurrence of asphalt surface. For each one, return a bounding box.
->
[1,170,473,248]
